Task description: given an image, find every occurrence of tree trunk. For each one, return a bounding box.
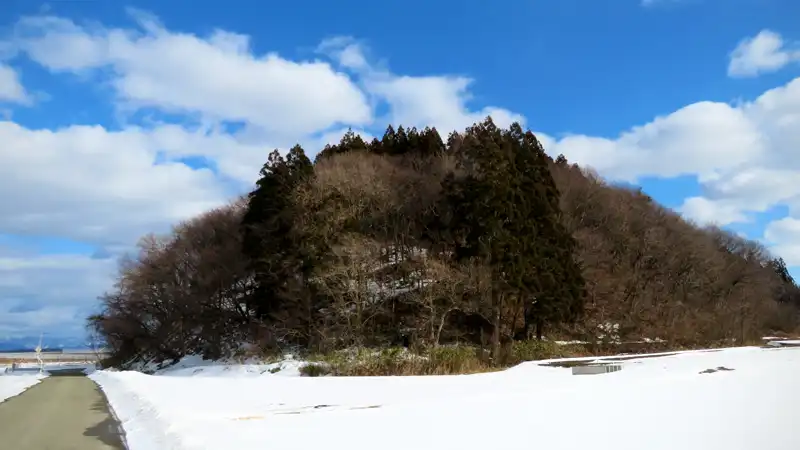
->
[491,291,502,362]
[535,318,543,341]
[435,309,453,347]
[491,307,501,361]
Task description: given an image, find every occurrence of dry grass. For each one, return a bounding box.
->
[300,341,594,377]
[503,340,591,365]
[304,346,491,376]
[295,337,785,377]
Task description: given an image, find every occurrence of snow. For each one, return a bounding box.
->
[0,371,46,403]
[15,361,96,369]
[127,354,309,377]
[91,346,800,450]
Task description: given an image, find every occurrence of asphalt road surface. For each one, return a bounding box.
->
[0,373,125,449]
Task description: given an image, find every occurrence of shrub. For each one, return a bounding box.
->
[425,345,486,374]
[306,346,491,376]
[299,363,331,377]
[506,340,589,365]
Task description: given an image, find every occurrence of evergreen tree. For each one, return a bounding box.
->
[417,127,446,157]
[376,125,397,155]
[506,124,585,340]
[392,126,410,155]
[445,118,585,349]
[339,129,370,153]
[444,117,517,356]
[771,257,795,286]
[367,137,382,154]
[241,145,313,325]
[769,257,800,307]
[314,129,369,162]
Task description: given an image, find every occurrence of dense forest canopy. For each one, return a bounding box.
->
[89,118,800,368]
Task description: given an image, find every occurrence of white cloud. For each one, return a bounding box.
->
[728,30,800,78]
[366,75,524,135]
[11,15,373,138]
[540,100,762,182]
[317,36,371,71]
[0,64,30,104]
[0,252,115,340]
[0,121,235,246]
[543,75,800,264]
[318,37,524,134]
[765,218,800,266]
[678,197,749,226]
[0,120,249,340]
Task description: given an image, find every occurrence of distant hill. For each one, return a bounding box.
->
[0,336,89,353]
[91,122,800,367]
[0,348,64,354]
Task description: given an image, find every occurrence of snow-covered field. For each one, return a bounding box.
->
[0,350,105,361]
[13,361,96,370]
[91,347,800,450]
[0,371,46,403]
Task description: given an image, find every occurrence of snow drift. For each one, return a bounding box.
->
[0,371,46,403]
[91,347,800,450]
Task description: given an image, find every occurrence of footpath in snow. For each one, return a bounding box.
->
[91,346,800,450]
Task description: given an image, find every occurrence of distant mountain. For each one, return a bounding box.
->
[0,336,89,352]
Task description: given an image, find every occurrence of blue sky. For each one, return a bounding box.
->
[0,0,799,347]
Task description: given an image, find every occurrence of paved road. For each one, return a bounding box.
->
[0,374,125,449]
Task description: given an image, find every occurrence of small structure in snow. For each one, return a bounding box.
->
[572,364,622,375]
[766,340,800,348]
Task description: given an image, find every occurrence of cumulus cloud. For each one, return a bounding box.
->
[543,75,800,263]
[765,218,800,266]
[677,197,749,227]
[0,119,286,342]
[0,63,30,104]
[728,30,800,78]
[0,122,236,246]
[317,37,524,135]
[366,75,524,135]
[10,15,372,138]
[0,252,116,340]
[540,101,763,182]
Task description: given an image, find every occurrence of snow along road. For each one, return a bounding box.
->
[91,346,800,450]
[0,374,126,449]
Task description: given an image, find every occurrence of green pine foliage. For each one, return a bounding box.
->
[443,118,585,345]
[241,145,313,324]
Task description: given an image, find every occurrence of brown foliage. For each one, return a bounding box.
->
[90,200,254,366]
[295,152,485,349]
[295,150,799,349]
[551,162,797,344]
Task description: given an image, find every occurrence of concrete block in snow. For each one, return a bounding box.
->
[572,364,622,375]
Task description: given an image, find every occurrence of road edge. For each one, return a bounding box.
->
[91,378,130,450]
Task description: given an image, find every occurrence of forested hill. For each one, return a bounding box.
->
[90,118,800,368]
